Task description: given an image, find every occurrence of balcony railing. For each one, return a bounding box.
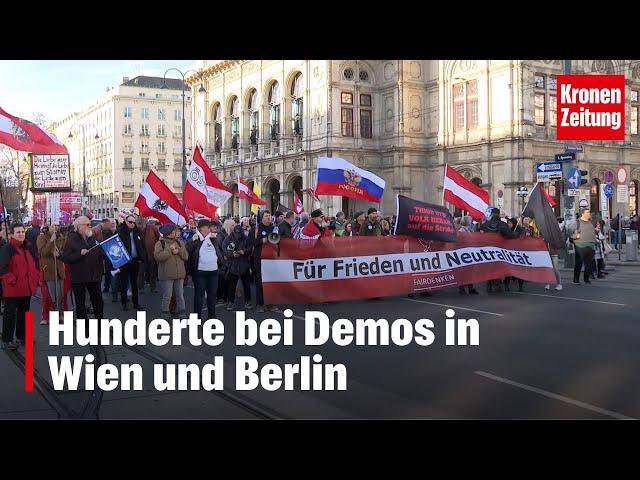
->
[201,137,306,167]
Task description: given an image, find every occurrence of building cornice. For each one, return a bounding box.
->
[187,60,243,84]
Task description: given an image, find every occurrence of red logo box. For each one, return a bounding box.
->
[557,75,625,140]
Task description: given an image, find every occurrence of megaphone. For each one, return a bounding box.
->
[268,225,280,245]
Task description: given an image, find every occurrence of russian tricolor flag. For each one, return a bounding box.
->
[315,157,385,203]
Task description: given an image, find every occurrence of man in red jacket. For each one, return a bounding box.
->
[0,222,39,350]
[299,209,332,240]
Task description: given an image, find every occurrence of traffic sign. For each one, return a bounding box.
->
[568,188,580,197]
[555,152,575,162]
[603,183,614,198]
[536,162,562,182]
[566,167,584,187]
[579,199,589,208]
[565,145,583,152]
[617,184,629,203]
[497,189,504,198]
[603,170,614,184]
[516,186,529,197]
[617,167,627,184]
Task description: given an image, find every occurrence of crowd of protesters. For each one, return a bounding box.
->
[0,202,630,350]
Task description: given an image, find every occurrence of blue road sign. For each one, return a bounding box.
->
[604,183,614,198]
[566,167,582,188]
[555,152,575,162]
[536,162,562,174]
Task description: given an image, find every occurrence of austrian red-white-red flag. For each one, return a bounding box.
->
[293,189,305,214]
[0,107,68,154]
[135,170,188,226]
[443,164,490,221]
[237,176,267,205]
[183,145,232,217]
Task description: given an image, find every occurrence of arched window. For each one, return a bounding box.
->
[590,178,600,215]
[291,73,303,137]
[230,96,239,150]
[630,180,638,216]
[268,82,281,140]
[248,89,259,145]
[213,103,222,153]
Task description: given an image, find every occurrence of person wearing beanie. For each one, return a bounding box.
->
[360,207,382,236]
[154,224,188,319]
[351,211,366,236]
[300,209,331,240]
[332,211,346,236]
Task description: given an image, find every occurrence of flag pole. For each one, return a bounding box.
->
[442,164,447,207]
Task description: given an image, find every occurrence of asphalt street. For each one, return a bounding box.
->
[1,265,638,419]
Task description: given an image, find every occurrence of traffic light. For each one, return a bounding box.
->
[579,170,588,186]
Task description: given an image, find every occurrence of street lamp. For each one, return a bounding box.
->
[161,68,206,202]
[68,124,99,216]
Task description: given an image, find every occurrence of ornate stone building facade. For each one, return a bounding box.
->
[51,76,192,216]
[188,60,640,220]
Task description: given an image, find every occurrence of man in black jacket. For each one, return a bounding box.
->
[61,216,104,322]
[117,214,146,311]
[277,211,295,239]
[250,210,275,312]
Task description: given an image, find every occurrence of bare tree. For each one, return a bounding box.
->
[0,146,30,208]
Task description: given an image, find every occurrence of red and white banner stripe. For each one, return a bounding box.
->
[261,234,556,304]
[443,164,490,220]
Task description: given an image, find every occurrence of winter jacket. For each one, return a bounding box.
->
[186,232,225,275]
[0,237,39,298]
[118,223,146,263]
[277,220,293,239]
[61,231,105,284]
[222,229,251,276]
[360,218,382,236]
[37,230,65,281]
[480,217,519,238]
[144,225,160,262]
[154,237,188,280]
[300,219,331,240]
[26,226,41,268]
[250,222,275,260]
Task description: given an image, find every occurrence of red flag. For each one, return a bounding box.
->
[0,107,68,154]
[183,146,232,217]
[237,176,266,206]
[443,164,490,220]
[293,190,306,214]
[135,171,188,225]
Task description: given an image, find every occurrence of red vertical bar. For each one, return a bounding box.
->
[25,311,33,392]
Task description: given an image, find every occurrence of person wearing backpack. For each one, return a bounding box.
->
[154,224,188,319]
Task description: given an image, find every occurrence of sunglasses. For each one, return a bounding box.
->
[127,221,136,225]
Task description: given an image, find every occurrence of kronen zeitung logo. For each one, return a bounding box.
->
[557,75,625,140]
